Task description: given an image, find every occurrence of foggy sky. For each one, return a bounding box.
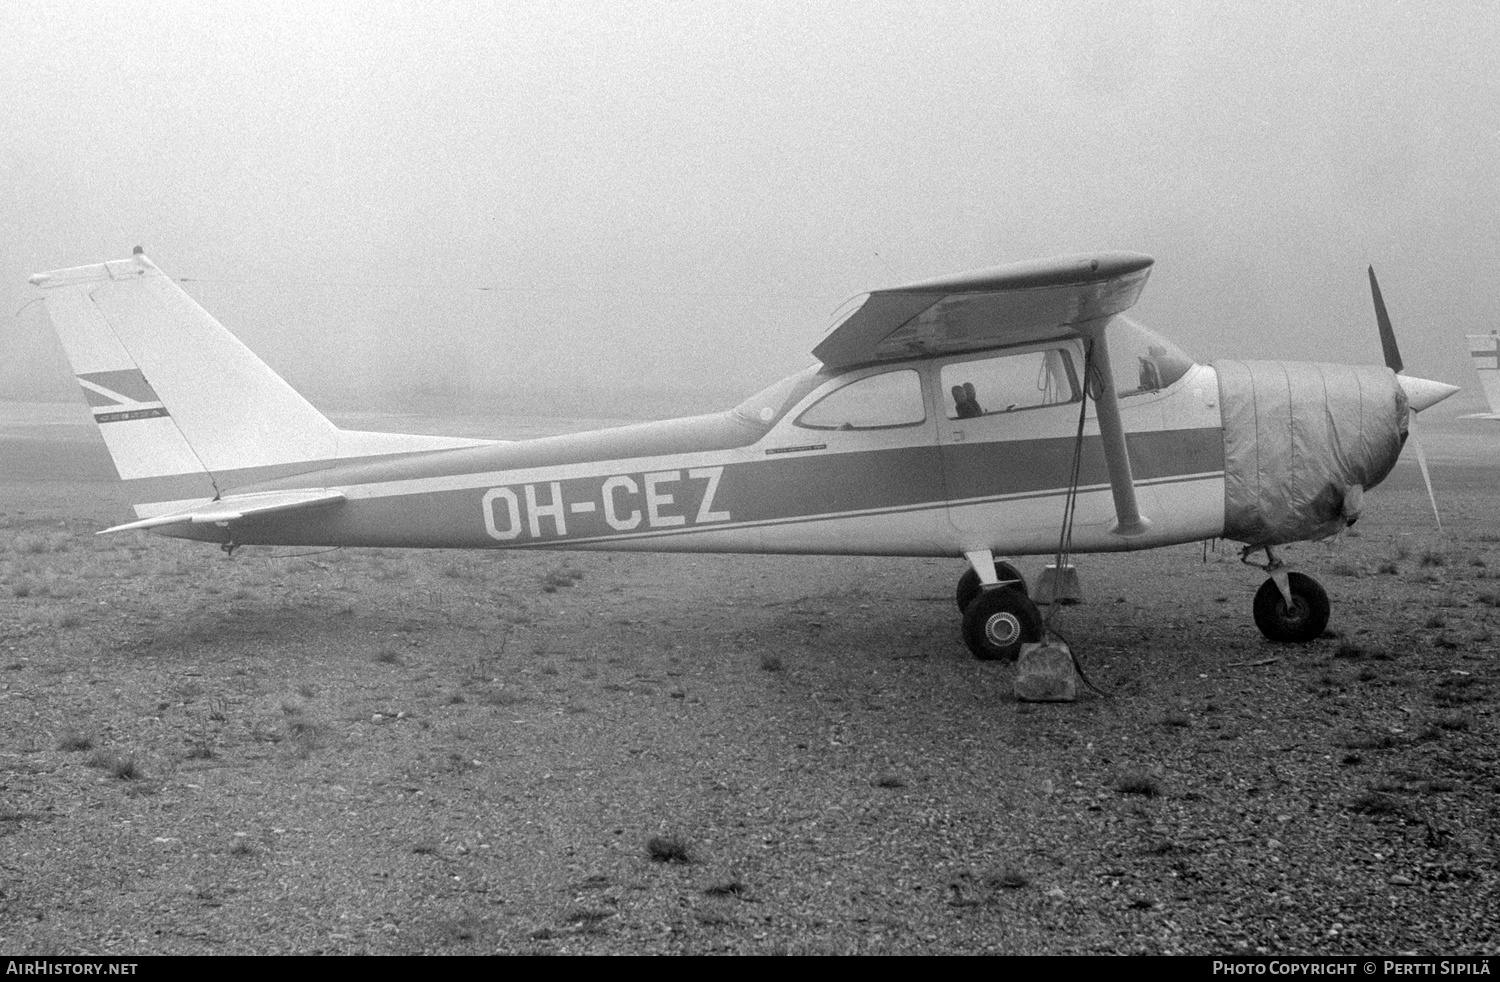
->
[3,1,1497,417]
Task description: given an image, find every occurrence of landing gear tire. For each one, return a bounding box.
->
[955,562,1028,611]
[1252,572,1330,643]
[961,587,1043,662]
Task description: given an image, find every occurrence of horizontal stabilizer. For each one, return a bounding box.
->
[100,488,346,533]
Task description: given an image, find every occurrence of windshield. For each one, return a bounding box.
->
[1107,317,1196,397]
[731,365,825,428]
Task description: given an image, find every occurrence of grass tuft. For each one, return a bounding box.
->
[1114,770,1163,797]
[1333,642,1368,660]
[1349,790,1407,817]
[1340,732,1398,751]
[759,653,784,672]
[186,740,216,760]
[541,568,585,593]
[562,906,611,934]
[704,880,749,897]
[1433,676,1486,707]
[57,731,93,752]
[986,867,1030,889]
[647,833,694,863]
[86,751,140,780]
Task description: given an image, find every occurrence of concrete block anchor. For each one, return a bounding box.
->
[1014,641,1078,703]
[1035,563,1083,605]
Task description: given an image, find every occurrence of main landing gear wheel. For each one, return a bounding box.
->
[955,562,1028,611]
[961,587,1043,662]
[1252,572,1330,643]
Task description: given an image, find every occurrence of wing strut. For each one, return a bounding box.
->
[1080,322,1151,537]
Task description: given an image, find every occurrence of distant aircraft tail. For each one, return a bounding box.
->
[1461,333,1500,420]
[30,250,489,517]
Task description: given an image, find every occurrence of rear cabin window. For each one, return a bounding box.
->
[940,347,1078,420]
[795,370,926,430]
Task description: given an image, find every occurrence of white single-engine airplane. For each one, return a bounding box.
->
[29,249,1457,660]
[1462,331,1500,420]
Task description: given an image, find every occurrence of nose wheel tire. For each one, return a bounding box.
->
[961,586,1043,661]
[1252,572,1330,643]
[955,562,1029,611]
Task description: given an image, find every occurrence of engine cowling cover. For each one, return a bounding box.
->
[1214,360,1407,546]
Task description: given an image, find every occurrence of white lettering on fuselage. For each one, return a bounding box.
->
[644,471,685,527]
[484,466,731,542]
[482,487,521,541]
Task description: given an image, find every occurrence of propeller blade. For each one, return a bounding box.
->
[1408,410,1441,533]
[1369,266,1403,374]
[1370,268,1444,531]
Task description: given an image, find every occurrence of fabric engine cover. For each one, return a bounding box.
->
[1214,360,1406,546]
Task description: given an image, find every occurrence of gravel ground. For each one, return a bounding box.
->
[0,464,1496,954]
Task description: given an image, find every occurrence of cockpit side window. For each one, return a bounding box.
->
[939,346,1079,419]
[794,369,926,430]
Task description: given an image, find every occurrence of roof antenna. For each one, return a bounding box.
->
[132,245,144,255]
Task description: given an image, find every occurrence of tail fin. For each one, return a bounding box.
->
[1462,333,1500,420]
[31,250,489,515]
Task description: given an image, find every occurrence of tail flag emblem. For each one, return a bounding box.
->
[77,369,169,424]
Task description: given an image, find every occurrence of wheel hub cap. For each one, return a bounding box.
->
[1279,599,1309,627]
[985,612,1022,647]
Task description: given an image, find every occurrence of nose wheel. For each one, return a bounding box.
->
[1242,547,1329,643]
[1252,571,1329,643]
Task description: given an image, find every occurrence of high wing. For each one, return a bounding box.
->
[100,488,346,534]
[812,252,1154,370]
[816,251,1157,536]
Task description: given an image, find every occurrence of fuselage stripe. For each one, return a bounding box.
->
[465,470,1227,549]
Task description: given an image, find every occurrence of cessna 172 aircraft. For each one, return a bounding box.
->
[29,248,1457,661]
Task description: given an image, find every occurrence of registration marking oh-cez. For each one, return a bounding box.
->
[483,466,731,541]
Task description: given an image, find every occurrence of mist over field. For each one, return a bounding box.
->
[3,1,1497,419]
